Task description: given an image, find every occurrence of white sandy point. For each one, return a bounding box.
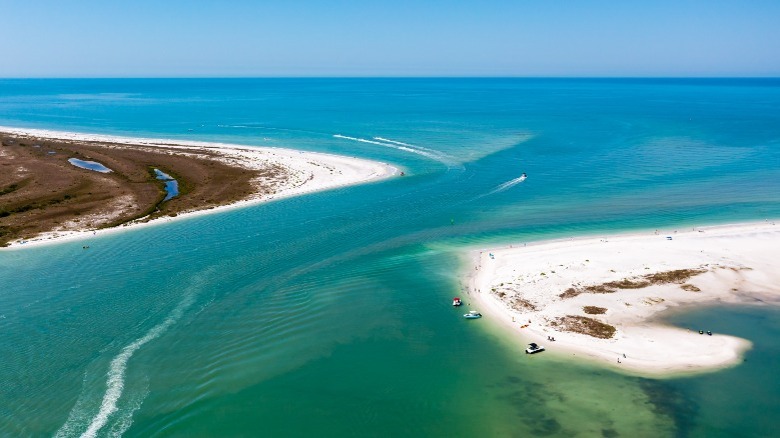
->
[1,126,398,250]
[464,221,780,377]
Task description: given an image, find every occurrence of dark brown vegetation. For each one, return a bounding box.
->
[492,288,536,311]
[644,268,707,283]
[680,284,701,292]
[509,297,537,311]
[559,288,581,299]
[0,132,289,246]
[602,278,652,289]
[550,315,616,339]
[558,268,708,299]
[583,306,607,315]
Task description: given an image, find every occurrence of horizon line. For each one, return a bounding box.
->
[2,76,780,80]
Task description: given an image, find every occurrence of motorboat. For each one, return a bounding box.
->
[452,297,462,306]
[525,343,545,354]
[463,310,482,319]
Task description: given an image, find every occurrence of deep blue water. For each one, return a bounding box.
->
[1,78,779,436]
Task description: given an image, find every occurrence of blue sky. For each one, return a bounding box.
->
[2,0,779,77]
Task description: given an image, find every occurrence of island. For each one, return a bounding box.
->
[0,127,396,247]
[466,222,780,376]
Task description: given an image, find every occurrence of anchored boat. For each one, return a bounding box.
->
[463,310,482,319]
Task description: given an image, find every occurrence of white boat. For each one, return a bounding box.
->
[452,297,462,306]
[525,343,545,354]
[463,310,482,319]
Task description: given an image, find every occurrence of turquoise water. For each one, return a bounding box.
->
[1,79,779,436]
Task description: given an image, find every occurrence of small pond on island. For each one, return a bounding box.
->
[68,158,112,173]
[154,168,179,201]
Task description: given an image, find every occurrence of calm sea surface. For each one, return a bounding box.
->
[1,78,779,437]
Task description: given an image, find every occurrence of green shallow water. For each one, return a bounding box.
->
[659,306,780,437]
[1,78,780,436]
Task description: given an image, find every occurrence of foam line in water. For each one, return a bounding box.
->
[374,137,447,158]
[56,290,197,438]
[373,137,440,154]
[372,136,460,166]
[491,175,527,194]
[372,136,413,147]
[333,134,395,147]
[373,136,434,151]
[87,294,193,437]
[54,374,93,438]
[334,134,452,164]
[473,175,528,200]
[108,384,149,437]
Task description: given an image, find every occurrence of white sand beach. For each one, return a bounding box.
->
[1,126,397,249]
[466,222,780,376]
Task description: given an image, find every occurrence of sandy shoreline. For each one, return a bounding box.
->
[1,126,397,250]
[464,221,780,377]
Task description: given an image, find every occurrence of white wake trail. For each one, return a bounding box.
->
[473,175,528,200]
[373,136,454,159]
[372,136,436,152]
[56,290,197,438]
[334,134,454,164]
[491,175,527,193]
[333,134,395,147]
[372,136,413,146]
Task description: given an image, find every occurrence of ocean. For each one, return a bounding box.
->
[1,78,779,437]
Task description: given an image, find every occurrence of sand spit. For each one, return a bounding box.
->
[1,126,396,249]
[466,222,780,376]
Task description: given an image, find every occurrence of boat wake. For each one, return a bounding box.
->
[333,134,455,165]
[470,174,528,201]
[373,137,441,155]
[333,134,396,147]
[487,175,527,195]
[55,274,209,438]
